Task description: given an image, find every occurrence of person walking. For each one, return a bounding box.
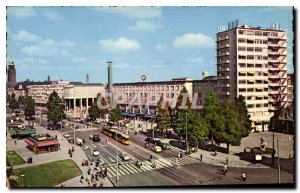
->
[226,157,229,165]
[200,154,203,161]
[149,155,153,162]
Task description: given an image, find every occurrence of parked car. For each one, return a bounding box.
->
[145,137,160,144]
[92,150,100,156]
[63,134,70,138]
[68,138,74,144]
[152,146,162,153]
[157,141,171,150]
[120,153,130,161]
[76,138,83,146]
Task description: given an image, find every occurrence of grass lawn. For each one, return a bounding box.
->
[7,151,26,166]
[13,159,82,187]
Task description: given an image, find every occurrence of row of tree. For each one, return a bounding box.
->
[7,93,36,118]
[156,87,252,153]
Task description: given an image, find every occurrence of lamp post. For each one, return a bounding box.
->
[20,174,25,187]
[151,117,154,138]
[185,112,188,153]
[115,133,119,187]
[277,139,281,183]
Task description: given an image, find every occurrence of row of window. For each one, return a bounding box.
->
[247,103,269,108]
[114,85,183,92]
[238,30,279,37]
[238,80,268,84]
[239,88,268,92]
[195,85,215,90]
[238,46,263,52]
[239,63,269,68]
[238,55,269,60]
[238,72,268,76]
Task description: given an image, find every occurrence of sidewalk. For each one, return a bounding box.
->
[7,125,113,187]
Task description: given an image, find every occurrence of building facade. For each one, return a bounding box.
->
[112,78,194,114]
[216,24,288,131]
[193,76,218,109]
[287,73,294,108]
[63,83,106,111]
[27,81,70,106]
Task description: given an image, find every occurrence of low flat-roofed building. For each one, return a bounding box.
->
[24,134,60,154]
[9,125,36,139]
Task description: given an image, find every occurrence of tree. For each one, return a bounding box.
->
[24,96,35,117]
[110,104,122,122]
[18,96,26,108]
[186,112,209,146]
[8,93,19,110]
[214,99,245,153]
[203,90,224,140]
[88,104,100,121]
[172,87,192,134]
[47,91,65,125]
[234,95,252,136]
[156,96,171,136]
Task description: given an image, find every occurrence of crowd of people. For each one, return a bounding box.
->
[80,159,108,187]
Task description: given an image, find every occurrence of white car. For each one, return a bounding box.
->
[120,153,130,161]
[92,150,100,156]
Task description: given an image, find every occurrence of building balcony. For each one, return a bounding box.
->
[269,75,281,79]
[218,75,230,80]
[218,67,230,72]
[217,44,230,49]
[216,36,229,42]
[268,59,280,63]
[268,50,280,55]
[218,60,230,64]
[268,43,280,47]
[269,90,279,95]
[220,91,230,95]
[217,52,230,56]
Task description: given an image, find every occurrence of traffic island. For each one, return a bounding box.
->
[9,159,82,187]
[7,151,26,166]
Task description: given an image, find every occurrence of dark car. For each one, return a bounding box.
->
[157,141,171,150]
[145,137,160,145]
[25,116,35,120]
[47,123,63,130]
[90,134,101,142]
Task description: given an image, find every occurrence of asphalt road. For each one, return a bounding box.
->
[28,117,294,187]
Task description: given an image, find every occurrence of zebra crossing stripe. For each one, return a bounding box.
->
[119,165,131,175]
[154,160,168,169]
[157,159,173,167]
[107,167,115,177]
[141,162,153,171]
[122,164,138,173]
[127,164,142,172]
[115,166,126,176]
[138,165,148,172]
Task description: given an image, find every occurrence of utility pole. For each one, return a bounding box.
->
[185,112,188,153]
[277,139,281,183]
[151,117,154,138]
[272,115,275,166]
[116,133,119,187]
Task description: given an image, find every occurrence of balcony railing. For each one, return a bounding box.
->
[216,36,229,42]
[217,44,230,49]
[219,75,230,80]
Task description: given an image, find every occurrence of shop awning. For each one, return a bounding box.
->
[24,139,36,146]
[37,140,59,147]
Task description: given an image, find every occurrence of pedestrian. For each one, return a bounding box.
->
[14,139,17,145]
[70,152,72,158]
[93,182,97,187]
[80,175,84,183]
[100,181,103,187]
[82,159,85,167]
[226,157,229,165]
[92,174,94,179]
[200,154,203,161]
[87,180,91,187]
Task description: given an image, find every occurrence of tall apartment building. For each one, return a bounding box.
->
[216,24,288,131]
[7,60,16,87]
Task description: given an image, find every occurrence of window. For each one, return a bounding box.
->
[148,86,151,91]
[238,46,246,51]
[255,39,262,44]
[239,88,246,92]
[246,30,254,35]
[238,55,246,59]
[204,85,208,89]
[271,32,278,37]
[255,64,262,68]
[156,86,160,91]
[255,55,262,60]
[161,86,164,91]
[263,32,269,36]
[247,104,254,108]
[247,63,254,68]
[176,86,179,91]
[198,85,202,90]
[171,86,174,91]
[239,80,246,84]
[255,47,263,52]
[238,38,246,43]
[263,40,268,44]
[247,88,254,92]
[255,31,262,36]
[247,55,254,60]
[152,86,155,91]
[166,86,169,91]
[247,47,254,52]
[239,63,246,68]
[263,56,269,60]
[238,30,245,35]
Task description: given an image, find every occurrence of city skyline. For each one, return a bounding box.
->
[7,6,294,84]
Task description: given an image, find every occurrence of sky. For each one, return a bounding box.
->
[6,6,294,84]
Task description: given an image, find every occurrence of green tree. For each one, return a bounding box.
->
[8,93,19,110]
[24,96,35,117]
[187,112,209,147]
[172,87,192,134]
[110,104,122,122]
[234,95,252,136]
[156,96,171,136]
[88,103,100,121]
[18,96,27,108]
[203,90,224,140]
[47,91,65,125]
[214,99,244,153]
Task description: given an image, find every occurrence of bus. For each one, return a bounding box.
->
[101,128,130,145]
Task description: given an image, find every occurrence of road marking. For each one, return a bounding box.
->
[118,165,131,175]
[108,157,115,162]
[99,159,105,165]
[91,143,97,148]
[98,143,107,147]
[107,167,115,177]
[124,163,140,173]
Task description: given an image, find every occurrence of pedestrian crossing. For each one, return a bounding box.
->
[106,156,200,177]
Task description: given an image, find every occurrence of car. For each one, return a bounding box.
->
[152,146,162,153]
[25,116,35,120]
[68,138,74,144]
[63,134,70,138]
[92,150,100,156]
[76,138,83,146]
[120,153,130,161]
[89,135,101,142]
[157,141,171,150]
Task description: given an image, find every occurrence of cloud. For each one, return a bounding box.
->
[98,37,140,52]
[43,10,63,21]
[130,20,163,32]
[173,33,214,48]
[11,30,41,42]
[73,57,86,62]
[15,57,50,69]
[186,57,206,64]
[92,7,162,19]
[7,7,37,18]
[156,44,164,51]
[21,38,75,56]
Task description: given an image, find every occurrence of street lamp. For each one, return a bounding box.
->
[20,174,25,187]
[185,112,188,153]
[115,132,119,187]
[151,116,154,138]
